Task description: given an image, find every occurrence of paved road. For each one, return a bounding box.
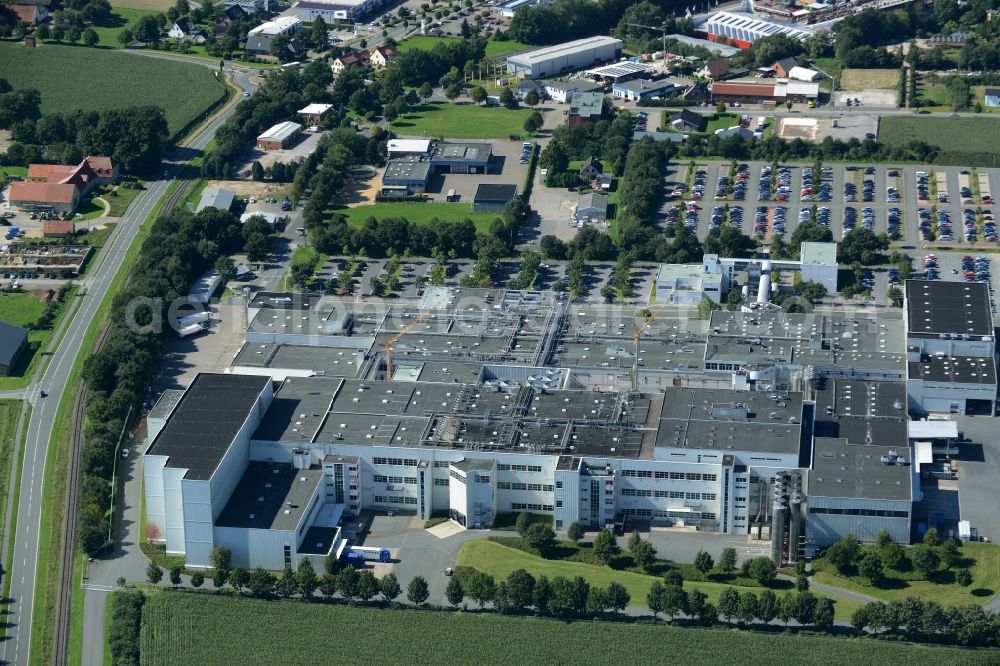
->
[0,57,254,666]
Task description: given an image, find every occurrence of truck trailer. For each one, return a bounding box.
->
[348,546,391,562]
[177,322,208,338]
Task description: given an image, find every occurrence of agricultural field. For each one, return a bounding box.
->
[840,69,900,91]
[0,43,228,136]
[810,542,1000,608]
[333,202,500,232]
[878,116,1000,164]
[136,592,979,665]
[458,541,861,620]
[391,102,538,140]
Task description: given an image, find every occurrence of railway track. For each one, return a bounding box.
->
[49,177,193,665]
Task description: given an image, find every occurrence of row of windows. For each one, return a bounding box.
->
[373,495,418,505]
[496,482,554,492]
[434,461,450,468]
[434,478,449,486]
[622,509,717,520]
[449,470,466,484]
[497,464,544,472]
[621,489,717,500]
[511,503,554,512]
[621,470,718,481]
[477,475,491,484]
[809,507,909,518]
[373,457,418,467]
[373,475,417,484]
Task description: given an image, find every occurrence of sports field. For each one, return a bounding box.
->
[0,43,227,136]
[391,102,538,139]
[136,592,979,666]
[334,202,499,232]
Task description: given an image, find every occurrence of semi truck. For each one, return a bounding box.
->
[348,546,391,562]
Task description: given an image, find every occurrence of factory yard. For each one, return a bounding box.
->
[136,593,976,666]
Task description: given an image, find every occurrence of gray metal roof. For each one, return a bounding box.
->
[146,373,271,480]
[196,187,235,213]
[215,462,323,531]
[577,192,608,212]
[908,355,997,384]
[905,280,993,339]
[0,321,27,366]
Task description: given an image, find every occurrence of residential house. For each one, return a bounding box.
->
[669,108,704,132]
[0,322,28,377]
[168,18,206,43]
[568,91,603,127]
[514,79,541,101]
[770,56,798,78]
[986,88,1000,108]
[632,130,686,143]
[244,34,272,56]
[10,3,48,24]
[578,156,603,181]
[680,82,709,104]
[714,125,754,141]
[698,59,730,80]
[542,80,602,104]
[574,192,609,224]
[11,157,113,215]
[84,155,119,184]
[297,103,334,124]
[368,45,397,69]
[331,52,367,74]
[214,4,248,34]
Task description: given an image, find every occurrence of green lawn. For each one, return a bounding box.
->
[333,202,501,232]
[76,196,106,221]
[105,185,141,217]
[918,84,951,112]
[391,102,538,139]
[1,166,28,179]
[0,288,78,390]
[0,42,228,137]
[134,592,976,665]
[702,113,740,134]
[810,541,1000,608]
[457,540,861,620]
[0,400,22,587]
[811,57,842,81]
[396,35,531,58]
[89,6,152,47]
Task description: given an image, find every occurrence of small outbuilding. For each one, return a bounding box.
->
[0,322,28,376]
[256,121,303,150]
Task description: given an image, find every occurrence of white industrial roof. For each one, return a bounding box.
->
[258,121,302,142]
[788,66,822,81]
[298,103,333,115]
[703,12,813,41]
[387,139,431,153]
[508,35,622,66]
[248,16,301,35]
[799,241,837,266]
[586,61,650,78]
[241,211,278,225]
[908,420,959,440]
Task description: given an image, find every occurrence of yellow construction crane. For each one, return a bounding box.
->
[630,298,675,389]
[385,310,428,382]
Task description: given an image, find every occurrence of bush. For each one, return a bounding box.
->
[107,590,144,666]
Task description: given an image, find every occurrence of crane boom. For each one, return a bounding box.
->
[385,310,428,381]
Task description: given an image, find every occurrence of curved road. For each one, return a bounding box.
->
[0,56,255,666]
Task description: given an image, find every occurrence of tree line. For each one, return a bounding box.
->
[0,80,169,174]
[78,206,248,555]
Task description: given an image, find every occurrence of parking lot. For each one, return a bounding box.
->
[237,131,323,175]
